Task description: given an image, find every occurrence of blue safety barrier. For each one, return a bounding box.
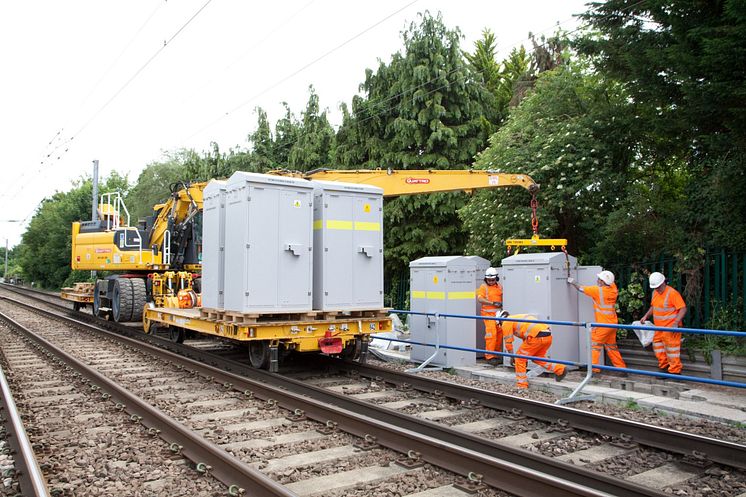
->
[384,309,746,395]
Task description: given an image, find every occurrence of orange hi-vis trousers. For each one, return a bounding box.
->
[591,327,626,373]
[653,331,682,374]
[482,313,503,359]
[515,335,566,389]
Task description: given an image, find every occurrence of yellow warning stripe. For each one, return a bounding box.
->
[448,291,476,300]
[411,290,475,300]
[326,220,353,230]
[354,221,381,231]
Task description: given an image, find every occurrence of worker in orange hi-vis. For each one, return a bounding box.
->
[567,270,627,375]
[499,311,567,389]
[639,272,688,375]
[477,267,503,365]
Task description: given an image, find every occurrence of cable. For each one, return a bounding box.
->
[181,0,318,105]
[184,0,420,142]
[2,0,214,208]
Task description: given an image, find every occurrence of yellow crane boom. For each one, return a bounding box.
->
[270,168,539,196]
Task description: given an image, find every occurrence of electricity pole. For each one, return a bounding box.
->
[91,159,99,280]
[4,238,7,282]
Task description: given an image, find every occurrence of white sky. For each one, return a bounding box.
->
[0,0,589,247]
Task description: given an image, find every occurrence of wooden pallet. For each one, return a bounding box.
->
[222,310,319,324]
[316,308,391,320]
[198,307,391,325]
[199,307,225,321]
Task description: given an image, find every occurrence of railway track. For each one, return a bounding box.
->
[2,284,745,496]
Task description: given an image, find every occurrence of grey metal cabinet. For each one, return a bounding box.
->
[201,180,227,309]
[311,180,384,310]
[223,172,314,313]
[409,256,490,367]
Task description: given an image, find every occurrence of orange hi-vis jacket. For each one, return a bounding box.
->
[652,286,686,327]
[582,284,619,327]
[503,314,550,350]
[478,282,503,313]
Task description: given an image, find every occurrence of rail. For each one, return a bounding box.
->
[386,310,746,403]
[0,352,50,496]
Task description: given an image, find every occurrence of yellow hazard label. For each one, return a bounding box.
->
[433,276,439,284]
[293,200,302,208]
[535,275,541,282]
[363,203,371,213]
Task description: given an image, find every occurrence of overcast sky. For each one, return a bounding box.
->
[0,0,589,247]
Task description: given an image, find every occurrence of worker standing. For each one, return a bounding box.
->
[500,311,567,389]
[640,272,687,375]
[567,271,627,374]
[477,267,503,365]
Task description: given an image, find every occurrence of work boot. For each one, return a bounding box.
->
[555,369,567,382]
[486,358,499,366]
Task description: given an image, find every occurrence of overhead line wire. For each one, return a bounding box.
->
[184,0,420,142]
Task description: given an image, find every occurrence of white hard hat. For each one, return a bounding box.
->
[649,272,666,289]
[485,267,498,279]
[597,270,615,286]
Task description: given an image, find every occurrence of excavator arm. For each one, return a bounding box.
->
[291,168,539,197]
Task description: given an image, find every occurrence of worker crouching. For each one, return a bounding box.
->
[500,311,567,389]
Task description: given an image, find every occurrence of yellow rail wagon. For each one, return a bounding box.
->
[143,305,391,371]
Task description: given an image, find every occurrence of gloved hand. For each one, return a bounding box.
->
[567,277,575,284]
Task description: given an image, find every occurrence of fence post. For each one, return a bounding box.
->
[732,251,738,304]
[721,249,727,302]
[710,349,723,381]
[705,252,711,323]
[556,323,596,405]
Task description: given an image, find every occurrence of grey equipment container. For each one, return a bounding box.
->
[409,256,491,368]
[201,179,227,309]
[501,252,579,366]
[311,180,384,311]
[223,172,314,313]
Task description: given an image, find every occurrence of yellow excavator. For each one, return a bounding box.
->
[66,169,544,322]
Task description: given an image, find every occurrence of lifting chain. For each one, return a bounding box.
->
[530,190,540,236]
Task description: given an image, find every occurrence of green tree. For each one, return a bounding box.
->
[460,62,638,263]
[248,106,276,172]
[336,12,498,277]
[288,86,336,172]
[126,154,189,221]
[574,0,746,264]
[18,173,129,289]
[273,103,300,168]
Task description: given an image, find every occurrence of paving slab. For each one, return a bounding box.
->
[404,485,473,497]
[222,431,326,451]
[637,396,746,424]
[285,463,412,496]
[255,445,359,473]
[556,444,633,465]
[679,388,746,410]
[625,463,700,490]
